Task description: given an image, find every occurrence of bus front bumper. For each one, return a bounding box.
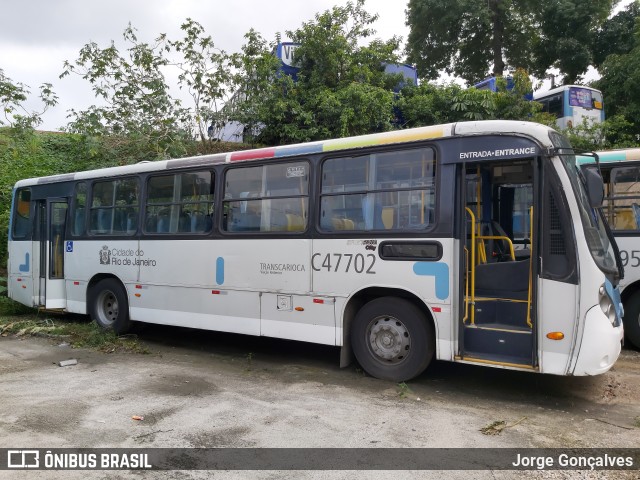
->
[573,305,623,376]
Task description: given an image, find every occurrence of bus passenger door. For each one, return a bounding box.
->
[37,199,68,309]
[460,160,537,368]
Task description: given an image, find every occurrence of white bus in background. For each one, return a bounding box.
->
[534,85,605,129]
[579,148,640,349]
[8,120,624,381]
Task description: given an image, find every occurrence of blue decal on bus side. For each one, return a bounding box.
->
[413,262,449,300]
[216,257,225,285]
[19,252,30,273]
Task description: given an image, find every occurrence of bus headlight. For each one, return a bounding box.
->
[599,284,618,326]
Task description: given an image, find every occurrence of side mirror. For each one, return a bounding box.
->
[583,167,604,208]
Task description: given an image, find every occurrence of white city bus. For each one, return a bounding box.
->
[534,85,605,129]
[8,120,624,381]
[578,148,640,349]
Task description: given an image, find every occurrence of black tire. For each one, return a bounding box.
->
[89,278,131,334]
[351,297,435,382]
[623,292,640,349]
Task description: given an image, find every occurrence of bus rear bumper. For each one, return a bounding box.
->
[573,306,623,376]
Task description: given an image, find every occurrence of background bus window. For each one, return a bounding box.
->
[602,165,640,231]
[145,171,214,234]
[320,148,436,232]
[538,93,564,118]
[224,161,309,233]
[89,178,139,235]
[71,183,87,236]
[12,188,32,239]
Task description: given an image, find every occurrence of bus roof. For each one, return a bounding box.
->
[14,120,557,188]
[533,84,602,100]
[577,148,640,166]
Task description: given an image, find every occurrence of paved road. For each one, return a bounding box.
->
[1,324,639,479]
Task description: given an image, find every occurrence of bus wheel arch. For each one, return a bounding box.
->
[342,288,437,381]
[87,274,131,335]
[621,282,640,349]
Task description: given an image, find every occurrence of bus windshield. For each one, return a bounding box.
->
[551,134,618,280]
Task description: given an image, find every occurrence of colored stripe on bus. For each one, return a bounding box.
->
[274,143,323,157]
[230,148,276,162]
[322,127,444,152]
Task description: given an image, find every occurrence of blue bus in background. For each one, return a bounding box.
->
[473,76,533,100]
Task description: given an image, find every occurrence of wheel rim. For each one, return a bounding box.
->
[366,315,411,365]
[96,289,118,326]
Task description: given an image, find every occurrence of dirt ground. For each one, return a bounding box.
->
[0,322,639,480]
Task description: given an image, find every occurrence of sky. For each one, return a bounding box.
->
[0,0,634,132]
[0,0,407,131]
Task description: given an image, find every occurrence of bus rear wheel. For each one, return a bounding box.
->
[89,278,131,334]
[351,297,434,382]
[623,292,640,350]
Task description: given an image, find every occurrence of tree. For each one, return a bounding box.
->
[593,49,640,140]
[0,68,58,129]
[397,69,553,127]
[532,0,615,84]
[168,19,240,143]
[232,0,401,144]
[406,0,616,84]
[405,0,539,83]
[60,24,192,156]
[592,0,640,68]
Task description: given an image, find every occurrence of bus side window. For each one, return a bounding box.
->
[71,183,87,236]
[606,166,640,231]
[12,188,32,239]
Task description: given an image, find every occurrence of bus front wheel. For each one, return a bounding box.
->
[351,297,434,382]
[89,278,131,334]
[623,292,640,350]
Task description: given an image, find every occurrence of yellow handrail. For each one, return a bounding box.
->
[476,235,516,261]
[527,206,534,328]
[465,207,476,325]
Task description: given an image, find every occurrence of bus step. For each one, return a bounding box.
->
[473,300,528,328]
[463,324,533,362]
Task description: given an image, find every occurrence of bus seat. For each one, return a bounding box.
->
[126,211,137,233]
[157,211,170,233]
[178,212,191,232]
[92,208,110,233]
[381,207,394,229]
[615,210,636,230]
[331,217,355,230]
[190,212,204,232]
[475,259,530,300]
[113,210,126,233]
[145,214,157,233]
[286,213,304,231]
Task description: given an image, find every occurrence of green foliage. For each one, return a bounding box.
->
[0,315,149,353]
[592,1,640,68]
[592,4,640,141]
[533,0,615,83]
[406,0,539,83]
[397,69,551,127]
[406,0,616,84]
[0,68,58,129]
[168,19,241,143]
[561,115,640,151]
[0,127,244,265]
[60,24,193,156]
[231,0,400,144]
